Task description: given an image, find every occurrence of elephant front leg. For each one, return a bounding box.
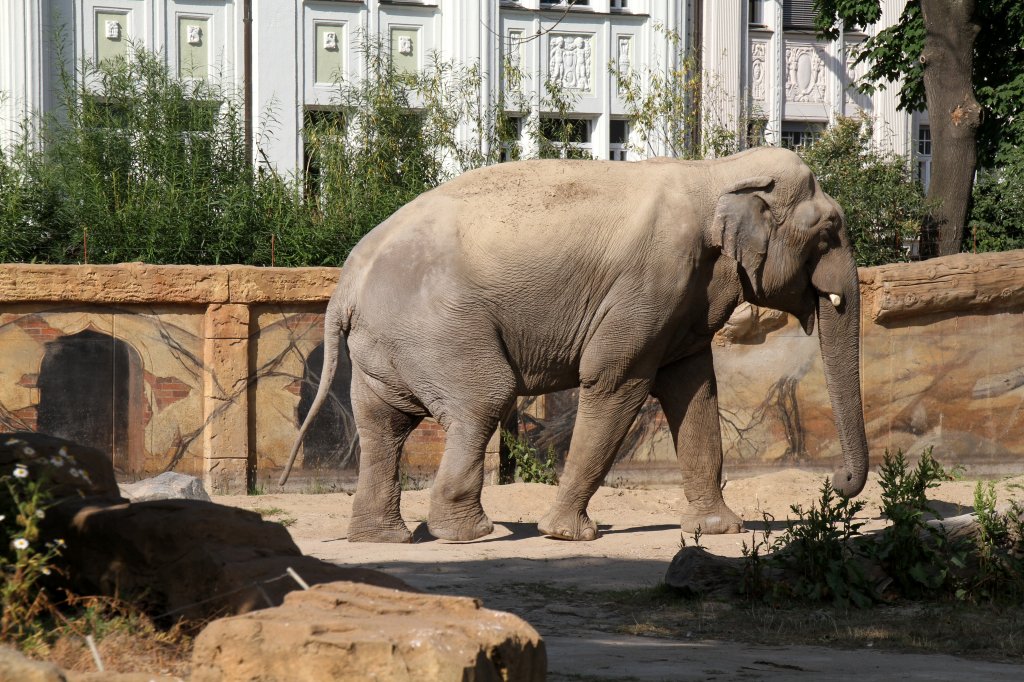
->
[538,378,652,540]
[653,349,743,535]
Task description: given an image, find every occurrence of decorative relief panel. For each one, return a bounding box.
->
[315,23,344,84]
[549,33,593,92]
[751,40,767,104]
[178,16,210,79]
[503,30,523,91]
[785,44,827,103]
[390,27,419,74]
[844,42,871,111]
[96,12,129,62]
[616,35,632,92]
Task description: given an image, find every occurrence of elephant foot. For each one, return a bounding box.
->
[347,515,412,543]
[538,507,598,541]
[427,506,494,542]
[680,504,743,535]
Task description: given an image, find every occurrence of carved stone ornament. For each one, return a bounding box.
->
[785,44,827,103]
[324,31,339,51]
[617,36,631,73]
[549,34,592,91]
[105,20,121,40]
[398,36,413,56]
[187,25,202,46]
[751,40,767,103]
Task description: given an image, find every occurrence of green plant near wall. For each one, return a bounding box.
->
[1,465,63,643]
[499,430,558,485]
[799,115,929,267]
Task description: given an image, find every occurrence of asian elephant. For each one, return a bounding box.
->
[280,146,869,543]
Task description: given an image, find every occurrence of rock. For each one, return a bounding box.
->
[664,547,745,598]
[119,472,211,503]
[0,645,67,682]
[0,432,120,500]
[49,498,414,621]
[190,581,547,682]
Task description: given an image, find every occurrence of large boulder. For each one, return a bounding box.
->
[50,498,413,621]
[0,432,120,499]
[0,646,66,682]
[119,471,211,503]
[190,582,547,682]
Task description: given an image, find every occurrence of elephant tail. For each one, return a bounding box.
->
[278,297,351,486]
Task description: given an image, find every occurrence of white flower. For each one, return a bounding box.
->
[0,514,5,522]
[5,438,22,446]
[58,447,68,457]
[54,538,65,547]
[21,446,35,456]
[11,538,29,550]
[69,468,81,478]
[35,509,45,519]
[41,567,51,576]
[49,456,64,467]
[12,465,28,479]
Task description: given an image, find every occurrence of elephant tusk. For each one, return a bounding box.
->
[829,293,842,307]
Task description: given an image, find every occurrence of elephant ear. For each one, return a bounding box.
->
[711,176,775,299]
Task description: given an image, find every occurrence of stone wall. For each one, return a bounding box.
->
[0,251,1021,493]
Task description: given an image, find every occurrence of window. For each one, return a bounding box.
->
[539,117,592,159]
[783,0,816,30]
[609,118,629,160]
[746,118,768,148]
[611,0,629,9]
[749,0,766,26]
[780,122,823,149]
[917,124,932,192]
[302,109,347,201]
[499,116,523,162]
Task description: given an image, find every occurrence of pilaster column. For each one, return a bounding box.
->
[203,303,251,494]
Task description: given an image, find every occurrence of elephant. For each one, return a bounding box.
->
[280,146,869,544]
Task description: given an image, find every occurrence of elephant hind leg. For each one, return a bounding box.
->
[653,349,743,535]
[348,370,422,543]
[427,397,515,542]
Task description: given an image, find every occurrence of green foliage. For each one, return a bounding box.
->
[873,448,951,596]
[1,463,63,641]
[765,479,873,607]
[967,145,1024,253]
[499,430,558,485]
[744,449,1024,607]
[818,1,1024,167]
[798,116,927,266]
[611,23,750,159]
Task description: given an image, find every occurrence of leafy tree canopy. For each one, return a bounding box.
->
[814,0,1024,166]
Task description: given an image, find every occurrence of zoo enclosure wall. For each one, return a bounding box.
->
[0,251,1020,494]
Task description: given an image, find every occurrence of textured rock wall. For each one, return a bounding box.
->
[0,251,1021,493]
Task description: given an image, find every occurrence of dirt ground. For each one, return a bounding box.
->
[218,470,1024,681]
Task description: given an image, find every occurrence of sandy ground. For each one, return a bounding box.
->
[217,470,1024,681]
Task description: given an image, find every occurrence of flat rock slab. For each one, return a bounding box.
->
[190,581,546,682]
[119,471,211,502]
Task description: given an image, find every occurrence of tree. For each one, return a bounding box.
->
[813,1,1023,258]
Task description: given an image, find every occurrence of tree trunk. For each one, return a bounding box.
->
[918,0,982,258]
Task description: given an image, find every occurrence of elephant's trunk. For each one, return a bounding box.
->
[812,248,869,497]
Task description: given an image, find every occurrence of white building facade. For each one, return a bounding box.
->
[1,0,930,179]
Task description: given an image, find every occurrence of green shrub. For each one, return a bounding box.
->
[499,430,558,485]
[968,144,1024,253]
[799,116,928,267]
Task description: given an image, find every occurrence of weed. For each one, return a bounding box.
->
[499,431,558,485]
[872,448,951,597]
[1,462,63,641]
[769,478,872,607]
[252,506,286,517]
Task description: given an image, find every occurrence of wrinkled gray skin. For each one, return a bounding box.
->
[281,147,869,543]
